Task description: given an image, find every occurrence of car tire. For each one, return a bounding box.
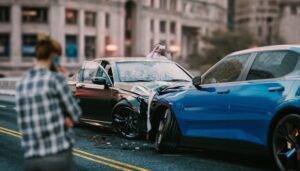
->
[155,109,180,153]
[112,105,140,140]
[270,113,300,171]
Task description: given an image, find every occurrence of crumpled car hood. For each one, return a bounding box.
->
[114,81,191,96]
[115,81,192,133]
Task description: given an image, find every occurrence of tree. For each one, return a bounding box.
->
[186,30,257,71]
[203,30,257,64]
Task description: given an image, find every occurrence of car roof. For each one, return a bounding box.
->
[93,57,171,63]
[229,44,300,56]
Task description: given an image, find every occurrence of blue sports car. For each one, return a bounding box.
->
[151,45,300,170]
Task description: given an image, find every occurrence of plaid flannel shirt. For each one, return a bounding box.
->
[15,68,81,158]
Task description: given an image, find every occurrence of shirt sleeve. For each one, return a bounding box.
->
[15,82,25,133]
[55,75,82,122]
[15,84,21,116]
[15,84,21,126]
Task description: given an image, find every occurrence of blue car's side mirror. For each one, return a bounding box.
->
[192,75,202,90]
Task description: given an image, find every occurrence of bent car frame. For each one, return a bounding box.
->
[152,45,300,170]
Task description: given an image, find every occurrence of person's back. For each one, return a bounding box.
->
[16,68,78,158]
[15,36,81,171]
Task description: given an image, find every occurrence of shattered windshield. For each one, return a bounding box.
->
[116,61,191,82]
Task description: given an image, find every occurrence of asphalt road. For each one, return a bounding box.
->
[0,99,275,171]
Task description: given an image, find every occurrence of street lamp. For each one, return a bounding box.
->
[106,44,118,52]
[169,45,180,53]
[105,44,118,56]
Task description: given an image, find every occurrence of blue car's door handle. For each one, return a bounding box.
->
[268,86,284,92]
[217,89,230,94]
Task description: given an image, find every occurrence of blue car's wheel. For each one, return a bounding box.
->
[272,114,300,171]
[112,105,140,139]
[155,109,180,153]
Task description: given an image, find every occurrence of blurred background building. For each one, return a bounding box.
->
[0,0,227,76]
[229,0,300,45]
[278,0,300,44]
[233,0,279,44]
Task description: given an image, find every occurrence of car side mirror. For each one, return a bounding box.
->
[92,77,107,85]
[192,75,202,89]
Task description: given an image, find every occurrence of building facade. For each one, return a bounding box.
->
[231,0,300,45]
[0,0,227,76]
[234,0,279,44]
[278,0,300,44]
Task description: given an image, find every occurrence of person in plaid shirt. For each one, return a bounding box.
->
[15,35,81,171]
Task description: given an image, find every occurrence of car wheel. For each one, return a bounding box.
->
[271,114,300,171]
[155,109,180,153]
[112,105,140,139]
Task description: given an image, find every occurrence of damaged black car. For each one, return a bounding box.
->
[69,47,193,139]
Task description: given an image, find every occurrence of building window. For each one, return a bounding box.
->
[260,0,264,6]
[170,21,176,34]
[85,11,96,27]
[159,0,167,9]
[105,13,110,28]
[150,0,155,7]
[237,17,250,24]
[85,36,96,59]
[0,33,9,57]
[65,35,78,59]
[22,34,37,57]
[269,0,277,6]
[160,21,166,33]
[291,6,297,15]
[170,0,177,12]
[22,7,48,23]
[267,17,273,23]
[0,6,10,22]
[66,9,78,25]
[257,26,262,36]
[150,19,154,32]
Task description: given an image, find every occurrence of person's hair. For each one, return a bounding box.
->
[35,35,62,60]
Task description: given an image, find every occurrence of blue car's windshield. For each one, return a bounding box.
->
[116,61,191,82]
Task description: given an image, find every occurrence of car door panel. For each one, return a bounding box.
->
[181,85,231,138]
[180,53,252,139]
[76,83,112,121]
[227,50,300,145]
[227,80,294,145]
[75,61,113,122]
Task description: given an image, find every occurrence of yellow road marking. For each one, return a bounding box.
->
[73,149,149,171]
[0,128,20,138]
[0,126,21,135]
[0,126,149,171]
[73,152,131,171]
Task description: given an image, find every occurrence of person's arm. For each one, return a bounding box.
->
[55,75,82,122]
